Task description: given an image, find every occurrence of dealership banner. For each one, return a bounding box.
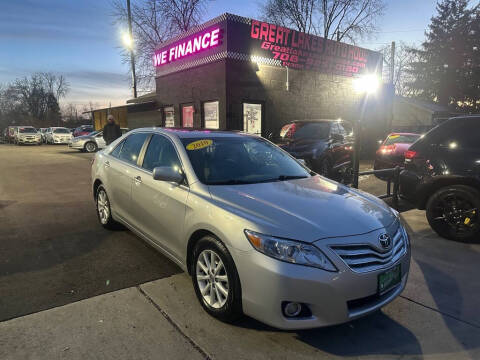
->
[154,13,382,77]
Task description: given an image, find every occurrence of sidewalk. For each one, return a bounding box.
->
[1,210,480,360]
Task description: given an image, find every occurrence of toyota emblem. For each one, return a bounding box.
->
[378,233,392,249]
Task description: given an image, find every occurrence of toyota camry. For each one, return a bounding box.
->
[91,128,410,329]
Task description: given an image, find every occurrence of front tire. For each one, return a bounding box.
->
[192,236,243,323]
[426,185,480,242]
[96,185,119,230]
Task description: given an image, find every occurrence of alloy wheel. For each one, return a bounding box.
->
[432,192,477,236]
[86,142,96,153]
[97,189,110,225]
[196,250,229,309]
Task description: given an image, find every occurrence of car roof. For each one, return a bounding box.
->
[388,132,420,136]
[289,119,342,124]
[132,127,250,139]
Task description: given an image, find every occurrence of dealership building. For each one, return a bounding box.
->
[96,13,392,145]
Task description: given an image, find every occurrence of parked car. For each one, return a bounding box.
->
[374,133,421,180]
[73,125,94,137]
[38,128,49,143]
[45,127,73,144]
[400,115,480,242]
[6,126,17,144]
[69,128,129,153]
[92,128,410,329]
[14,126,42,145]
[275,120,354,182]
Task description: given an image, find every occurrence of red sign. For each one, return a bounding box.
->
[154,28,221,67]
[250,20,370,76]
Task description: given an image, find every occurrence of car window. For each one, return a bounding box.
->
[330,123,340,136]
[117,133,149,165]
[426,118,480,149]
[292,122,330,140]
[340,122,353,136]
[110,139,124,158]
[53,128,70,134]
[384,134,420,145]
[142,135,181,171]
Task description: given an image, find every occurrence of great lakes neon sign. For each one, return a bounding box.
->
[153,28,221,67]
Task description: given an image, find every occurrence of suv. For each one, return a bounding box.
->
[276,120,354,181]
[400,115,480,242]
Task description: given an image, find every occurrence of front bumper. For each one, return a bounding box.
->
[53,138,71,144]
[232,227,410,330]
[18,137,41,144]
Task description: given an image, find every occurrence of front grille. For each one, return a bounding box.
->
[330,224,406,273]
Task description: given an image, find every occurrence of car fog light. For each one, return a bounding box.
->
[283,302,302,317]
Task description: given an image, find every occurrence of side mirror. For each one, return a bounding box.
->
[296,158,306,166]
[152,166,184,184]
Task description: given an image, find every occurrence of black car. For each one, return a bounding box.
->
[275,119,354,181]
[400,115,480,242]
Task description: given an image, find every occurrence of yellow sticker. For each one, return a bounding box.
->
[389,135,400,139]
[464,217,471,225]
[186,139,213,150]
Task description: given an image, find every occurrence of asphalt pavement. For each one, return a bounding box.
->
[0,144,180,321]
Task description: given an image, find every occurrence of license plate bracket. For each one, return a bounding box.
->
[378,264,401,295]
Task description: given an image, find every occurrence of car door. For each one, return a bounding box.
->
[131,134,189,261]
[329,123,344,168]
[95,132,106,148]
[104,132,150,224]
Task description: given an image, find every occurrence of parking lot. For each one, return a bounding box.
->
[1,144,479,360]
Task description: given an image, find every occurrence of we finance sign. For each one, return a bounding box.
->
[153,28,222,67]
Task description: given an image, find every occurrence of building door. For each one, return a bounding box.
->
[164,107,175,127]
[243,103,262,135]
[182,104,194,128]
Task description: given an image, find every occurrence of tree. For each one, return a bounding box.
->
[260,0,386,43]
[0,72,69,128]
[111,0,211,93]
[379,42,420,97]
[407,0,479,111]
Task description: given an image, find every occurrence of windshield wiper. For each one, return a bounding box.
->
[208,179,254,185]
[255,175,309,183]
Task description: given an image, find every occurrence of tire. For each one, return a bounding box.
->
[426,185,480,242]
[95,185,120,230]
[191,235,243,323]
[85,142,98,153]
[317,158,331,178]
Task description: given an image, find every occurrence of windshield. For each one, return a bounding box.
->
[88,131,100,136]
[53,128,70,134]
[385,134,420,145]
[280,122,330,140]
[19,128,37,133]
[181,137,310,185]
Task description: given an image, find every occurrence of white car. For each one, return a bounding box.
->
[69,128,129,153]
[45,127,73,144]
[14,126,42,145]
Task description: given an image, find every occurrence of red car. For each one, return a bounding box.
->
[374,132,421,180]
[73,125,94,137]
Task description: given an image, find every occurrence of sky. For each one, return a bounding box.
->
[0,0,439,109]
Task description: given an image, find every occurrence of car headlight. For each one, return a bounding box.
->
[244,230,337,271]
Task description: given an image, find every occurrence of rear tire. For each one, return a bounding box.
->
[426,185,480,242]
[85,142,98,153]
[191,236,243,323]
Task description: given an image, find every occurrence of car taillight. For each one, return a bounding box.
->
[404,150,417,159]
[379,145,395,155]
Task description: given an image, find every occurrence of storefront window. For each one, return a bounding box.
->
[203,101,219,129]
[243,103,262,135]
[164,107,175,127]
[182,105,194,128]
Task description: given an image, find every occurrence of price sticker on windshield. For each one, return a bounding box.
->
[186,139,213,150]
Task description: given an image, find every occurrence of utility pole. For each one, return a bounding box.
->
[126,0,137,98]
[387,41,395,133]
[390,41,395,84]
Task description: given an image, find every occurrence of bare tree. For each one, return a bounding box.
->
[379,42,420,97]
[111,0,210,93]
[261,0,385,43]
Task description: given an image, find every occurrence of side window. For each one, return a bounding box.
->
[330,123,339,136]
[434,119,480,149]
[341,122,353,136]
[142,135,181,171]
[336,123,346,136]
[118,133,149,165]
[110,139,124,158]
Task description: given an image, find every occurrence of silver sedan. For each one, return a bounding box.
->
[69,129,129,153]
[91,128,410,329]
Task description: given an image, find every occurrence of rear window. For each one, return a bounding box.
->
[385,134,420,145]
[292,122,330,140]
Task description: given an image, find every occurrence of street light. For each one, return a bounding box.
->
[351,73,381,188]
[122,31,133,49]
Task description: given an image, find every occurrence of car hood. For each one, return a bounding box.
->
[73,135,93,140]
[208,176,396,242]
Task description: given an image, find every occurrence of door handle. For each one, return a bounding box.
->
[104,161,110,168]
[134,176,142,184]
